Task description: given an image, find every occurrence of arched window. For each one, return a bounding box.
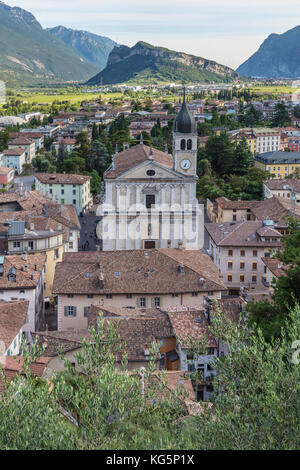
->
[187,139,192,150]
[180,139,186,150]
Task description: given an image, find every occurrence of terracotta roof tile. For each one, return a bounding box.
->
[0,301,28,349]
[35,173,90,185]
[104,144,173,179]
[52,249,225,295]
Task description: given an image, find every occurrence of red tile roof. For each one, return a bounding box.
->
[104,144,173,179]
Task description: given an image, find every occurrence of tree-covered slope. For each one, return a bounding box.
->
[0,1,99,86]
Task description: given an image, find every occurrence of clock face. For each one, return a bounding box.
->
[180,159,191,170]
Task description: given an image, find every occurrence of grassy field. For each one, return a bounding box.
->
[249,85,299,95]
[13,91,124,105]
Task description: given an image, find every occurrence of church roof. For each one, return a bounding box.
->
[173,93,197,134]
[104,144,173,179]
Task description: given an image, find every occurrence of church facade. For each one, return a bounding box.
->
[97,96,204,251]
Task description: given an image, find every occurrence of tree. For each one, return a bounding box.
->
[232,138,253,175]
[247,217,300,341]
[86,141,110,178]
[183,303,300,450]
[75,132,90,159]
[0,314,186,450]
[271,103,292,128]
[205,132,236,176]
[0,130,10,151]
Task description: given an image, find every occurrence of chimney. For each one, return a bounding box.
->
[149,147,154,160]
[30,223,34,231]
[123,142,129,151]
[140,134,144,145]
[23,253,27,261]
[99,271,104,290]
[178,263,184,274]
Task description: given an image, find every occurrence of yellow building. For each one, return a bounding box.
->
[255,151,300,179]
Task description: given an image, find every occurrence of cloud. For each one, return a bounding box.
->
[4,0,300,68]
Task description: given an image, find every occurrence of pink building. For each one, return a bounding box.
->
[0,166,14,186]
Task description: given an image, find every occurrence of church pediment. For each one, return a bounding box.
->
[116,160,191,181]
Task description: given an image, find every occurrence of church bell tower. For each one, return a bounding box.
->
[173,90,198,177]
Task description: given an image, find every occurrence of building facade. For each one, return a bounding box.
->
[98,95,204,251]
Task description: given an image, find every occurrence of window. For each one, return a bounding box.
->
[139,297,146,307]
[240,275,245,282]
[172,293,179,298]
[240,262,245,270]
[61,189,64,195]
[87,294,93,299]
[28,241,34,250]
[64,306,77,317]
[73,189,76,195]
[240,250,245,256]
[253,250,258,257]
[73,200,76,205]
[192,292,198,297]
[187,352,194,360]
[187,139,192,150]
[146,194,155,209]
[207,348,215,355]
[13,241,21,248]
[228,262,233,270]
[67,294,74,298]
[69,242,73,249]
[54,249,59,259]
[146,169,156,177]
[228,250,233,257]
[126,294,132,299]
[252,275,257,283]
[180,139,186,150]
[84,307,89,318]
[154,297,161,307]
[252,262,257,270]
[106,294,112,299]
[227,275,232,282]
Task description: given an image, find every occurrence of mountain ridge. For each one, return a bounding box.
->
[0,1,100,86]
[87,41,239,85]
[237,26,300,78]
[47,26,117,70]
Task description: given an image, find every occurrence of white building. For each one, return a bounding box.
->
[98,94,204,251]
[2,148,26,174]
[0,254,46,337]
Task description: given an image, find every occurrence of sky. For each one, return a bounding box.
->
[4,0,300,69]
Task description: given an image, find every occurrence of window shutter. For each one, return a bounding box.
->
[84,307,88,318]
[73,307,77,317]
[151,298,155,308]
[64,306,68,317]
[136,297,140,307]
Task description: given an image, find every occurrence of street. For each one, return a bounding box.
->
[79,211,101,251]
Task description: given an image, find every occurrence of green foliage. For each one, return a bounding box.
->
[247,217,300,341]
[271,103,292,128]
[186,304,300,450]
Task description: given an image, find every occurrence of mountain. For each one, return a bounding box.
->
[0,1,99,86]
[86,41,239,85]
[237,26,300,78]
[47,26,117,70]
